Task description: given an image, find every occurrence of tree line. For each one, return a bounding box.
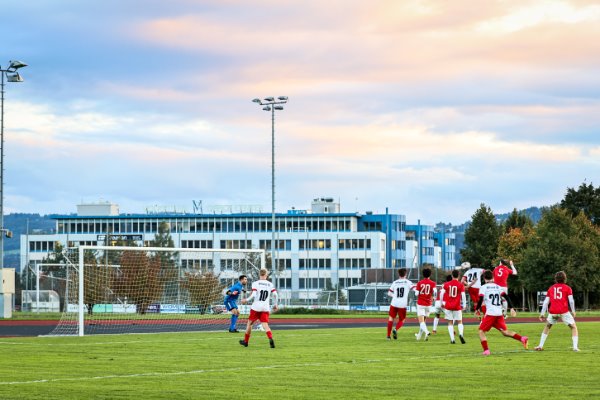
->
[461,182,600,310]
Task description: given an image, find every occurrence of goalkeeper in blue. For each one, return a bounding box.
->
[224,275,248,333]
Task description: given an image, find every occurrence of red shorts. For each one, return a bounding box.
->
[388,307,407,320]
[248,309,270,323]
[468,287,479,308]
[479,315,507,332]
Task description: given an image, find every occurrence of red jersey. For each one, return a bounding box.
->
[416,278,436,306]
[546,283,573,314]
[493,264,513,287]
[442,280,465,311]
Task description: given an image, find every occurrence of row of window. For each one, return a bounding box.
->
[57,218,355,235]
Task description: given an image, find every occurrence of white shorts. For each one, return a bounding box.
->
[443,309,463,321]
[432,300,443,315]
[547,312,576,326]
[417,305,431,317]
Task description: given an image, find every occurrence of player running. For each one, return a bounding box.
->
[386,268,414,340]
[475,270,528,356]
[432,275,452,334]
[224,275,248,333]
[535,271,579,352]
[239,269,278,348]
[414,268,437,341]
[439,269,466,344]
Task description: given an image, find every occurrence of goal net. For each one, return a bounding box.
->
[47,245,265,336]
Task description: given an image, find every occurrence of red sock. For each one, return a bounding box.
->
[513,333,522,341]
[266,331,273,339]
[387,321,393,336]
[244,333,250,342]
[396,319,404,330]
[481,340,489,351]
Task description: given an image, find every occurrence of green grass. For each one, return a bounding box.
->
[1,322,599,399]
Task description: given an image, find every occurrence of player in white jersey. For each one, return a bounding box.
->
[459,262,484,312]
[386,268,414,340]
[475,270,528,356]
[239,268,278,348]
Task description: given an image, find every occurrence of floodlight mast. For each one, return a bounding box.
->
[252,96,288,285]
[0,60,27,269]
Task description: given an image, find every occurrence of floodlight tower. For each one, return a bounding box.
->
[252,96,288,283]
[1,60,27,269]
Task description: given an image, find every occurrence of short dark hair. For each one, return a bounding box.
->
[500,259,509,266]
[398,268,407,278]
[451,269,459,278]
[422,268,432,278]
[239,275,247,281]
[446,274,452,282]
[555,271,566,284]
[483,269,493,281]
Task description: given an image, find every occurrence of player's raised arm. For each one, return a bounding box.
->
[510,260,517,275]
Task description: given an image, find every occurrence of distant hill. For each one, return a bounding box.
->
[3,213,55,270]
[437,206,547,234]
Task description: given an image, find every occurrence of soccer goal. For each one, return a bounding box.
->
[47,245,265,336]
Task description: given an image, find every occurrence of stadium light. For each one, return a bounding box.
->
[1,59,27,269]
[252,95,289,284]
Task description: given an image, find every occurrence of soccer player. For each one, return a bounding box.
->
[493,258,517,316]
[432,275,452,335]
[535,271,579,352]
[414,268,437,341]
[461,262,484,312]
[439,269,466,344]
[224,275,248,333]
[475,270,528,356]
[239,268,278,348]
[386,268,414,340]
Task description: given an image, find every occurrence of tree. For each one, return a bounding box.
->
[560,182,600,225]
[567,213,600,309]
[150,221,178,300]
[501,208,533,233]
[180,272,225,314]
[111,251,162,314]
[520,207,600,310]
[461,204,500,269]
[498,226,533,309]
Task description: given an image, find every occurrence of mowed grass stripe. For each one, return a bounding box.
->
[0,322,598,400]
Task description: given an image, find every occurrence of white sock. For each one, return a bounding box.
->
[539,332,548,347]
[420,322,428,334]
[458,323,464,336]
[448,325,455,341]
[433,317,439,331]
[573,336,579,349]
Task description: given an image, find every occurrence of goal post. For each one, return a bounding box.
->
[48,245,266,336]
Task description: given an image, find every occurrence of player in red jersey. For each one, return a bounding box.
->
[535,271,579,352]
[493,259,517,316]
[432,275,452,334]
[439,269,466,344]
[475,270,528,356]
[414,268,437,341]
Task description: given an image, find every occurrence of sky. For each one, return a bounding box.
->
[1,0,599,225]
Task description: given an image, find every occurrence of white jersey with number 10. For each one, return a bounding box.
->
[250,279,277,312]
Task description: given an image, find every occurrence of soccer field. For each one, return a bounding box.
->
[1,322,598,399]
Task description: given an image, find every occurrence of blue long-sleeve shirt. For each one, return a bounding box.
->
[225,281,244,301]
